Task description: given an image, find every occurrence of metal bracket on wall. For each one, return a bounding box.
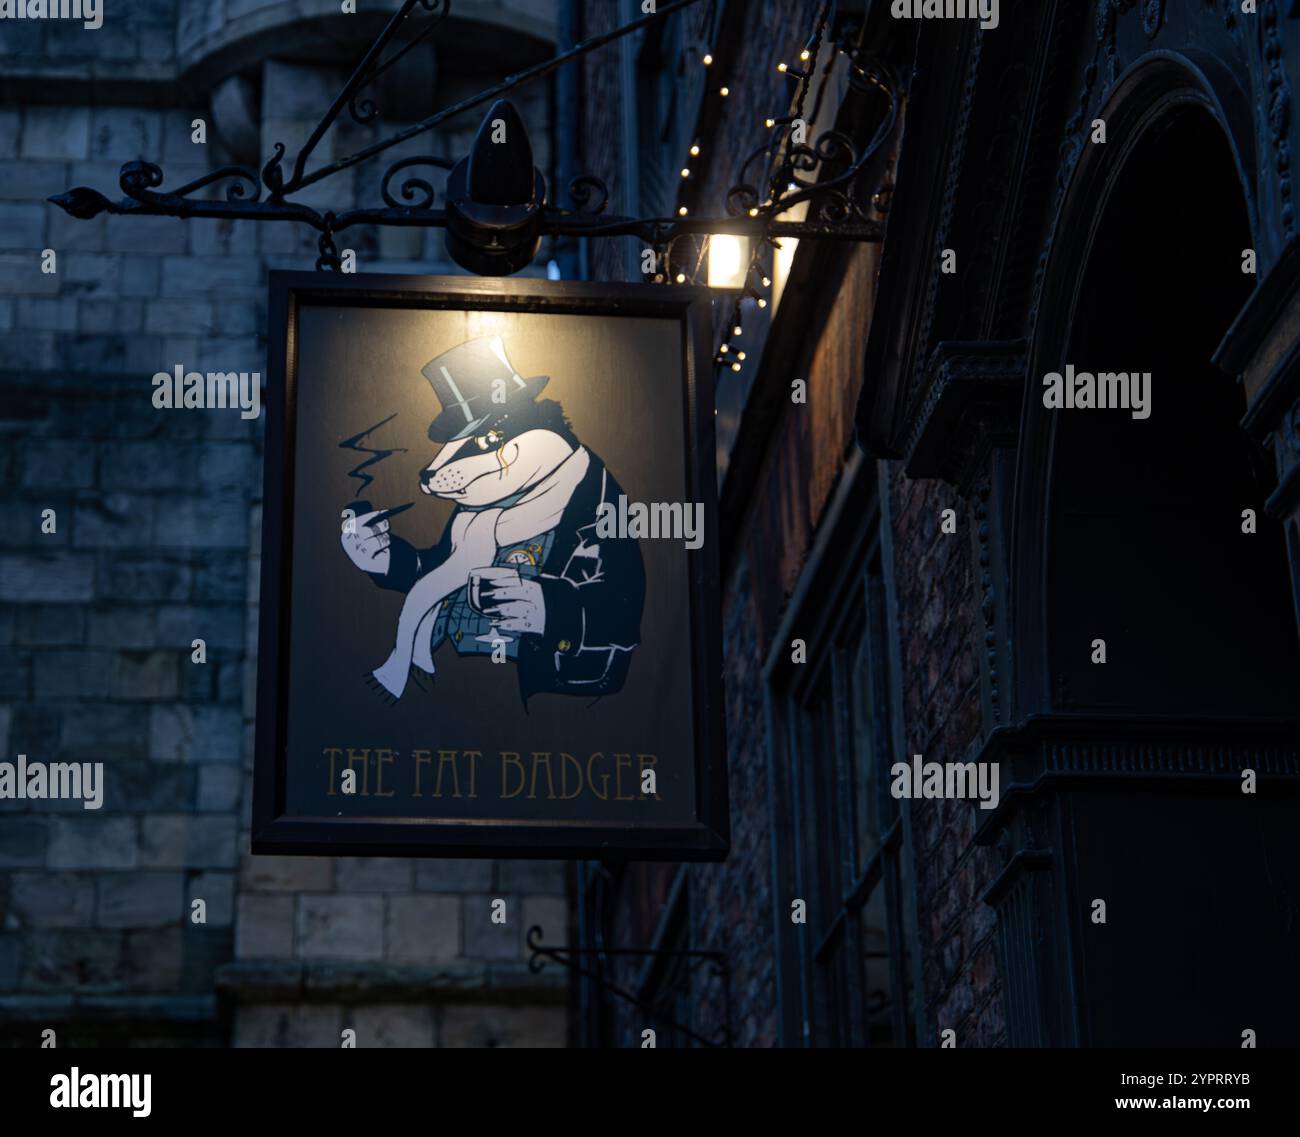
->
[47,0,894,275]
[526,925,731,1048]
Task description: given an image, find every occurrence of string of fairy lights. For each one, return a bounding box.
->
[668,0,835,377]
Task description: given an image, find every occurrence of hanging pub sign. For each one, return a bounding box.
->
[252,273,728,860]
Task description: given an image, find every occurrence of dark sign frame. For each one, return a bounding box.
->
[252,272,728,861]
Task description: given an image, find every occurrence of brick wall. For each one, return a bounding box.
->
[0,1,568,1048]
[576,0,1005,1048]
[886,468,1006,1047]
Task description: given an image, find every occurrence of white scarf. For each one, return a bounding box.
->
[371,446,591,699]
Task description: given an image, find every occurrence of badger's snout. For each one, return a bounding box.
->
[421,461,471,496]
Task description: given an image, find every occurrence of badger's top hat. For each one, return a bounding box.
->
[421,335,549,442]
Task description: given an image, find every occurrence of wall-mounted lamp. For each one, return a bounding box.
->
[707,234,751,290]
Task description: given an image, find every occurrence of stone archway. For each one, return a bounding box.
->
[985,63,1300,1048]
[1043,102,1300,715]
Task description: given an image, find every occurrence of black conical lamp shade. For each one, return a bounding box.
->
[444,99,547,275]
[467,100,536,206]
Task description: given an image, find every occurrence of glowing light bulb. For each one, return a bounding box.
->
[707,233,749,290]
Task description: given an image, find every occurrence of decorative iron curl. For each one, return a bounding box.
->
[725,182,762,217]
[118,160,263,206]
[380,155,454,209]
[262,142,287,199]
[119,160,164,200]
[350,97,381,126]
[760,61,900,224]
[347,0,453,125]
[774,130,859,199]
[567,174,610,215]
[810,189,871,224]
[526,925,547,973]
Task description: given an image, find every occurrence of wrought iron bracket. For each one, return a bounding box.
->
[527,925,731,1048]
[48,0,894,276]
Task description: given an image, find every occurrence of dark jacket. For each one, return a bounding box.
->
[373,451,646,702]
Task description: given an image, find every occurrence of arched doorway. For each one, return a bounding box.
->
[1047,104,1300,714]
[997,75,1300,1046]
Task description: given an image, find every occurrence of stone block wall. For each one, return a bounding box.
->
[1,0,569,1048]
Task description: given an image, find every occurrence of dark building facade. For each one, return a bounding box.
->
[574,0,1300,1048]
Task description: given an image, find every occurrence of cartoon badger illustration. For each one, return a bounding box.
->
[341,335,646,704]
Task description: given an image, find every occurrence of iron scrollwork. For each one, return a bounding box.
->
[49,0,894,274]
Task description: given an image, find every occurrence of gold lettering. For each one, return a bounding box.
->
[528,752,557,800]
[614,752,635,801]
[465,750,480,799]
[501,751,525,799]
[412,749,433,797]
[434,749,462,799]
[586,752,609,801]
[559,753,583,800]
[324,747,342,796]
[374,748,396,797]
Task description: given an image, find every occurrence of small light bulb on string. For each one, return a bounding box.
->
[675,272,686,284]
[678,206,689,216]
[737,351,747,361]
[719,343,730,354]
[720,86,730,97]
[731,362,742,372]
[690,141,701,157]
[777,62,807,79]
[681,168,690,179]
[703,52,713,66]
[733,323,742,338]
[800,35,815,63]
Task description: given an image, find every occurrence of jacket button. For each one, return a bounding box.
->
[557,639,571,652]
